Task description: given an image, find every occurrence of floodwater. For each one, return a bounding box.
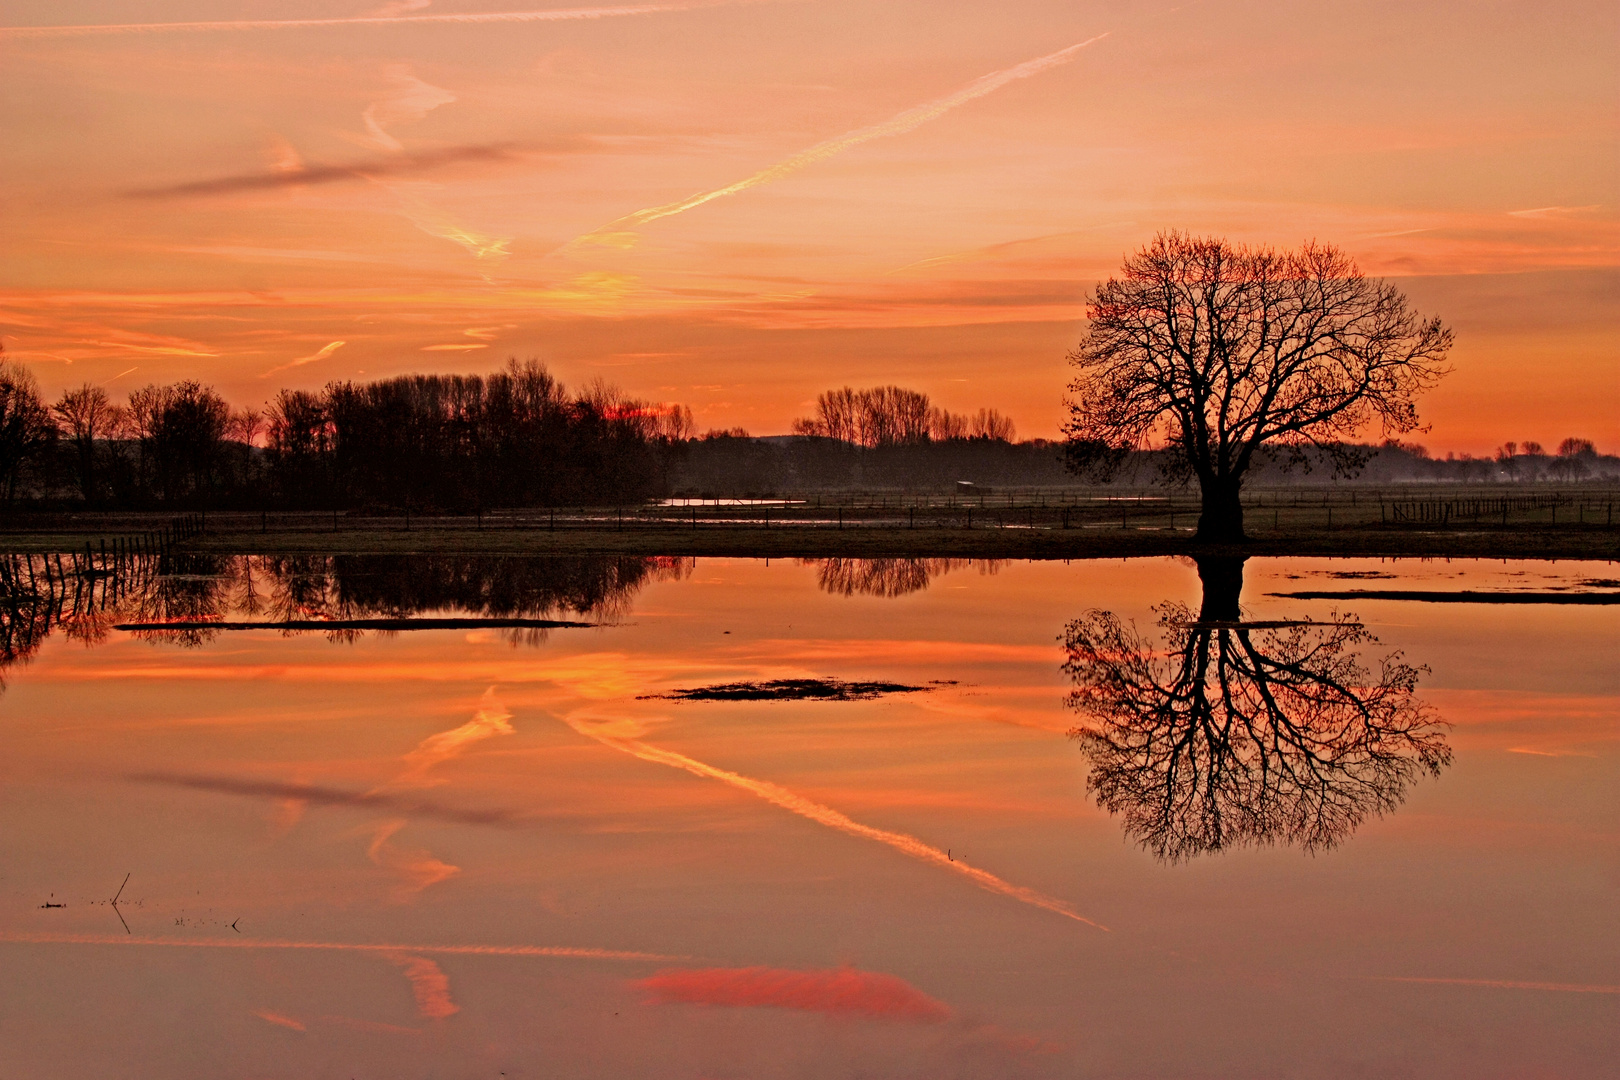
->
[0,554,1614,1078]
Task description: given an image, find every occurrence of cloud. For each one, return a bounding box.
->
[390,185,514,260]
[572,34,1109,245]
[127,772,519,826]
[1507,205,1602,219]
[392,691,514,786]
[253,1009,307,1031]
[386,953,460,1018]
[127,143,533,199]
[0,929,681,962]
[561,712,1107,929]
[0,3,731,39]
[261,340,346,378]
[367,819,462,898]
[637,965,952,1020]
[361,65,457,153]
[372,0,434,16]
[1369,976,1620,994]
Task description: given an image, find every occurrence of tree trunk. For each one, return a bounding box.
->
[1195,479,1246,543]
[1195,556,1246,622]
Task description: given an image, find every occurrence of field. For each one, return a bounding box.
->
[2,485,1616,562]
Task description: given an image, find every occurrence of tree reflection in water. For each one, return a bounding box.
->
[807,558,1004,598]
[0,553,692,685]
[1063,557,1451,861]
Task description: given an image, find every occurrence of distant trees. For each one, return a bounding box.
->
[792,385,1016,446]
[52,384,121,502]
[128,380,234,502]
[0,356,56,502]
[266,359,690,508]
[0,355,688,509]
[1066,233,1451,541]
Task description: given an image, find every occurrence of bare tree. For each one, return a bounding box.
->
[53,383,119,502]
[0,355,56,502]
[794,385,1005,448]
[1062,557,1451,861]
[1066,233,1451,541]
[968,407,1016,442]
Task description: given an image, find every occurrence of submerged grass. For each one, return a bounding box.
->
[642,678,946,702]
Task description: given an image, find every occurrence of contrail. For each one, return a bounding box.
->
[573,33,1108,245]
[1367,975,1620,995]
[562,715,1107,930]
[0,3,721,39]
[0,930,681,962]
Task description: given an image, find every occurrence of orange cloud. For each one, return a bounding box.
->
[0,929,679,962]
[366,819,461,899]
[561,711,1108,929]
[0,3,733,39]
[360,65,456,153]
[252,1009,307,1031]
[260,340,346,378]
[573,34,1110,245]
[392,691,513,786]
[1370,976,1620,994]
[386,953,460,1019]
[636,965,952,1021]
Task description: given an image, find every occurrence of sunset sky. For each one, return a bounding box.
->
[2,0,1615,451]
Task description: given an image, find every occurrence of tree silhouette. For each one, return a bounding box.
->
[0,355,56,502]
[1061,557,1450,861]
[1065,233,1451,541]
[53,383,121,503]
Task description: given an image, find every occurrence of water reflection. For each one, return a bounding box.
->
[1062,557,1451,861]
[0,552,692,680]
[805,557,1005,598]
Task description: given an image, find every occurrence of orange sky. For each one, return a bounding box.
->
[1,0,1615,452]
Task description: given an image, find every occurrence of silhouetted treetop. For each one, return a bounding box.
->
[792,385,1015,447]
[1066,233,1451,540]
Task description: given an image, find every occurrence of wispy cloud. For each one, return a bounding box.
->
[385,953,461,1018]
[129,144,532,199]
[367,819,462,899]
[1507,205,1601,219]
[391,184,514,260]
[561,712,1107,929]
[572,34,1109,247]
[0,929,681,962]
[0,3,731,39]
[127,771,520,826]
[253,1009,307,1032]
[261,340,346,378]
[638,965,952,1020]
[392,691,514,787]
[1369,975,1619,994]
[360,65,458,153]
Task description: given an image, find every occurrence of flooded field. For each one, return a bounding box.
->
[0,554,1614,1078]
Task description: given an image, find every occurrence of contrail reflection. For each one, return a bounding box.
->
[0,930,680,962]
[562,714,1107,930]
[0,3,726,38]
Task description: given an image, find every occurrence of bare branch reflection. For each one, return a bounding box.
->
[806,558,1004,598]
[1062,557,1451,861]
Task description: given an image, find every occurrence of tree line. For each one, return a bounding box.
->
[790,385,1016,446]
[1,353,694,509]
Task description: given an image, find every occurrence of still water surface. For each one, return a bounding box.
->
[1,555,1614,1077]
